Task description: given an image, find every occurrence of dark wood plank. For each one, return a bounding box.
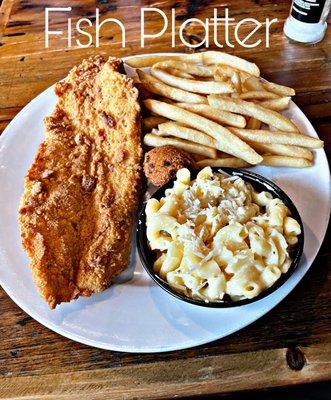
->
[0,343,330,399]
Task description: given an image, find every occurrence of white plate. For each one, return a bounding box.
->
[0,53,330,353]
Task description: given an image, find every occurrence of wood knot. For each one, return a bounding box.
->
[286,347,306,371]
[16,316,31,326]
[10,349,21,358]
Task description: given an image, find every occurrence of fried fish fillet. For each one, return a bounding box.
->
[19,56,142,309]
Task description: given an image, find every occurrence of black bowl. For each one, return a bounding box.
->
[136,168,304,308]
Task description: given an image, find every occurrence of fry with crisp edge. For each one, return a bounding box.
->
[176,103,246,128]
[144,133,217,158]
[197,158,251,168]
[240,91,280,100]
[262,81,295,96]
[261,155,312,168]
[151,68,234,94]
[142,116,169,131]
[259,97,291,111]
[214,72,229,82]
[163,67,193,79]
[249,142,314,160]
[214,67,242,93]
[153,60,215,77]
[208,95,299,132]
[229,128,323,148]
[246,117,261,129]
[201,51,260,77]
[144,99,262,164]
[231,71,242,94]
[157,122,217,148]
[138,70,207,104]
[244,76,265,92]
[239,71,252,83]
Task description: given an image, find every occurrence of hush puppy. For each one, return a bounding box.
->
[144,145,196,186]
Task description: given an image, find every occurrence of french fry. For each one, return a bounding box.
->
[262,81,295,96]
[192,153,207,162]
[231,71,242,94]
[178,53,205,63]
[208,95,299,132]
[197,158,251,168]
[126,52,260,77]
[239,71,252,82]
[259,97,291,111]
[249,142,314,160]
[137,70,207,104]
[176,103,246,128]
[157,122,217,148]
[246,117,261,129]
[216,151,231,158]
[134,82,155,100]
[240,91,279,100]
[215,65,251,85]
[125,53,203,68]
[132,54,316,170]
[153,60,215,77]
[214,67,242,93]
[163,67,193,79]
[214,72,230,83]
[143,133,217,158]
[126,55,178,68]
[151,68,234,94]
[229,128,323,148]
[201,51,260,77]
[157,97,175,104]
[214,65,238,78]
[261,155,312,168]
[144,99,262,164]
[244,76,265,91]
[142,116,169,131]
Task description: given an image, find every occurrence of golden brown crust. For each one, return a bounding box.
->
[143,145,196,187]
[19,56,142,308]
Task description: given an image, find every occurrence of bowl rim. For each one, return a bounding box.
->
[136,167,304,308]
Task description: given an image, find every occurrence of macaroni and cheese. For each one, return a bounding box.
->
[145,167,301,302]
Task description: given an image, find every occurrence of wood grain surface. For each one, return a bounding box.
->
[0,1,330,399]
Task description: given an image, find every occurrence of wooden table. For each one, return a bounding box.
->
[0,1,330,399]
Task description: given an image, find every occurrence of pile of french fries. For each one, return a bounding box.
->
[126,51,324,168]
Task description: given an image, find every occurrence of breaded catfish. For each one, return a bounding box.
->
[19,56,142,308]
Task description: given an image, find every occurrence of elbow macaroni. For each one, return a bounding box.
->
[145,167,301,302]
